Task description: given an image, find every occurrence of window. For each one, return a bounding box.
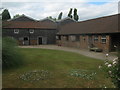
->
[76,35,80,41]
[24,37,29,41]
[14,29,19,34]
[56,36,59,40]
[56,35,61,40]
[94,35,98,42]
[101,35,107,44]
[70,35,76,41]
[29,29,34,34]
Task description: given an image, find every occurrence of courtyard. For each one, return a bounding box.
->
[3,47,115,88]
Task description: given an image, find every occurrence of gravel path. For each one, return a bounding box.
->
[19,45,117,61]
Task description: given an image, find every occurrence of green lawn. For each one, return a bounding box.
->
[3,48,114,88]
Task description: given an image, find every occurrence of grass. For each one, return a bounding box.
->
[3,48,114,88]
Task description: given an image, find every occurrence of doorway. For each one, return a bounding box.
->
[38,37,47,45]
[38,37,42,45]
[23,37,29,45]
[110,34,120,52]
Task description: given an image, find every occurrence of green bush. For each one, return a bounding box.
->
[99,48,120,88]
[2,37,23,69]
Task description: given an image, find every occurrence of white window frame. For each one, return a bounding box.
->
[56,36,59,40]
[14,29,19,34]
[94,35,99,42]
[101,35,107,44]
[70,35,76,41]
[29,29,34,34]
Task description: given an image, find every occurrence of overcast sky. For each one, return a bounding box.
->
[1,0,119,21]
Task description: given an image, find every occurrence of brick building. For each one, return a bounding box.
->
[2,14,120,52]
[57,14,120,52]
[3,15,57,45]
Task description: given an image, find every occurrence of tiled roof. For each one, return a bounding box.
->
[2,21,57,29]
[7,15,37,21]
[58,14,119,35]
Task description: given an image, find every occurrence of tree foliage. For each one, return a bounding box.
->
[73,8,79,21]
[68,8,73,18]
[58,12,63,20]
[2,37,24,69]
[47,16,56,21]
[2,9,11,21]
[13,14,21,18]
[68,8,79,21]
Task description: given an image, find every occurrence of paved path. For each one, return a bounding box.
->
[19,45,117,61]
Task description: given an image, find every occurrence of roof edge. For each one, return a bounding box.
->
[39,17,56,23]
[7,14,37,21]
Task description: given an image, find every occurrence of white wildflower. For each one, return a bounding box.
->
[114,45,117,48]
[118,78,120,80]
[113,57,118,62]
[99,65,102,69]
[113,61,117,65]
[116,68,119,70]
[106,54,109,57]
[108,64,112,67]
[105,62,109,65]
[108,71,112,74]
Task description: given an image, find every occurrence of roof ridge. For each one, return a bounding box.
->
[7,14,37,21]
[39,17,56,23]
[78,13,119,23]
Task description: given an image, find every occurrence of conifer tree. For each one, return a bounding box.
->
[58,12,63,20]
[2,9,11,20]
[68,8,73,18]
[73,8,79,21]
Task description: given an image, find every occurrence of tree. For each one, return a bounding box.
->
[13,14,21,18]
[58,12,63,20]
[68,8,73,18]
[2,37,24,69]
[47,16,52,19]
[47,16,56,21]
[2,9,11,21]
[73,8,79,21]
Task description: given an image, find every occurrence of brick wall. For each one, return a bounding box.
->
[57,34,111,52]
[3,28,57,45]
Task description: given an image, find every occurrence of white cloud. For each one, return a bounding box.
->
[2,1,118,21]
[1,0,119,2]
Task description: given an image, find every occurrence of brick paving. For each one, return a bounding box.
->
[19,45,117,61]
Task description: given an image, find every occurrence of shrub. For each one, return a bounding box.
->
[99,50,120,88]
[2,37,23,69]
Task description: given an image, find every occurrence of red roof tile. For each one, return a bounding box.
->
[58,14,119,34]
[2,21,57,29]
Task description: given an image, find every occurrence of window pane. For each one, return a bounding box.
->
[70,36,76,41]
[29,29,34,33]
[101,35,107,43]
[24,37,29,41]
[14,29,19,34]
[94,35,98,42]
